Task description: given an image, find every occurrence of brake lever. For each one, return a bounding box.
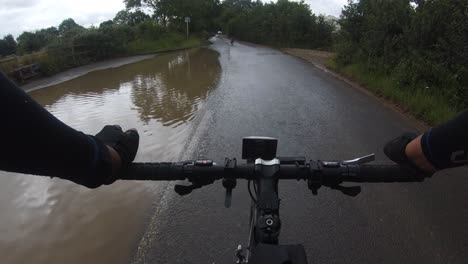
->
[174,184,201,196]
[225,188,233,207]
[309,180,362,197]
[342,154,375,165]
[223,158,238,208]
[309,159,363,197]
[331,154,371,196]
[327,184,361,197]
[223,179,237,208]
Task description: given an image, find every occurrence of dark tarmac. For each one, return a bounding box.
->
[132,37,468,264]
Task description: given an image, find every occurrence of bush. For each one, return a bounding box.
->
[136,21,165,40]
[75,29,125,60]
[336,0,467,122]
[38,53,61,76]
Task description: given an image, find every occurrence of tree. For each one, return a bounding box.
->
[124,0,171,26]
[337,0,412,69]
[59,18,83,35]
[218,0,333,48]
[100,20,115,28]
[124,0,221,31]
[336,0,467,111]
[15,26,60,54]
[0,34,17,56]
[17,32,45,54]
[113,10,151,26]
[405,0,467,107]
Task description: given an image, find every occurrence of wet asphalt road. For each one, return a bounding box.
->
[133,36,468,263]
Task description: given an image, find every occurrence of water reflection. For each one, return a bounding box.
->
[30,48,221,127]
[131,49,221,126]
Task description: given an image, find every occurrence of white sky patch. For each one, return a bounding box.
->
[0,0,125,38]
[0,0,347,39]
[300,0,347,17]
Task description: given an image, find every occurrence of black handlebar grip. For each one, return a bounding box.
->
[119,162,186,181]
[345,164,425,183]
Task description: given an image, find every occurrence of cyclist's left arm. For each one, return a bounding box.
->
[0,72,138,188]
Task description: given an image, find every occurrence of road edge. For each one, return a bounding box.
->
[282,49,430,132]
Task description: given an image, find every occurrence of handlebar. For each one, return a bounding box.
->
[119,159,425,184]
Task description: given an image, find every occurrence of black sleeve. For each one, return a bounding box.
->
[0,71,111,188]
[421,110,468,170]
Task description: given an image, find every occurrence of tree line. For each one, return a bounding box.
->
[337,0,467,111]
[218,0,334,48]
[0,0,336,59]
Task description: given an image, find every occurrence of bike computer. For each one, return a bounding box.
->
[242,136,277,160]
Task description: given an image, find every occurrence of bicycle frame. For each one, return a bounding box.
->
[237,158,308,264]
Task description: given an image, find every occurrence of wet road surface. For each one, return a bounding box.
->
[133,37,468,263]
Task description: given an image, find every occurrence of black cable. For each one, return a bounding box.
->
[248,180,257,203]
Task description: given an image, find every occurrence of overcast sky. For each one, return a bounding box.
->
[0,0,347,38]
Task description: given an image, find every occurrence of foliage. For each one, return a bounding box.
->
[326,59,458,125]
[135,21,165,40]
[336,0,467,115]
[113,10,151,26]
[16,27,59,54]
[29,17,202,76]
[0,35,17,56]
[124,0,221,32]
[58,18,83,35]
[126,33,203,54]
[218,0,334,49]
[39,23,136,75]
[99,20,115,28]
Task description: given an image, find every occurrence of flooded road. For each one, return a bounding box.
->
[0,48,221,263]
[2,37,467,264]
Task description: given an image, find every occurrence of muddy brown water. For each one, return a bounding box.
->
[0,48,221,263]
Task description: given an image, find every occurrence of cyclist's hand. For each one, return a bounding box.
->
[95,125,139,182]
[384,132,435,176]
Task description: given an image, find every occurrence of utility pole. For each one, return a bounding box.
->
[185,17,191,40]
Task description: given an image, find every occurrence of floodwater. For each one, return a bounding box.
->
[0,48,221,263]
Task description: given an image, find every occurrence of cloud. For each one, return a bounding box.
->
[260,0,346,17]
[0,0,38,9]
[302,0,347,16]
[0,0,124,38]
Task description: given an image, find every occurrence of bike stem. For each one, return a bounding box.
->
[253,158,282,244]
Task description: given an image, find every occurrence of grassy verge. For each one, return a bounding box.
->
[325,58,458,125]
[126,33,205,55]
